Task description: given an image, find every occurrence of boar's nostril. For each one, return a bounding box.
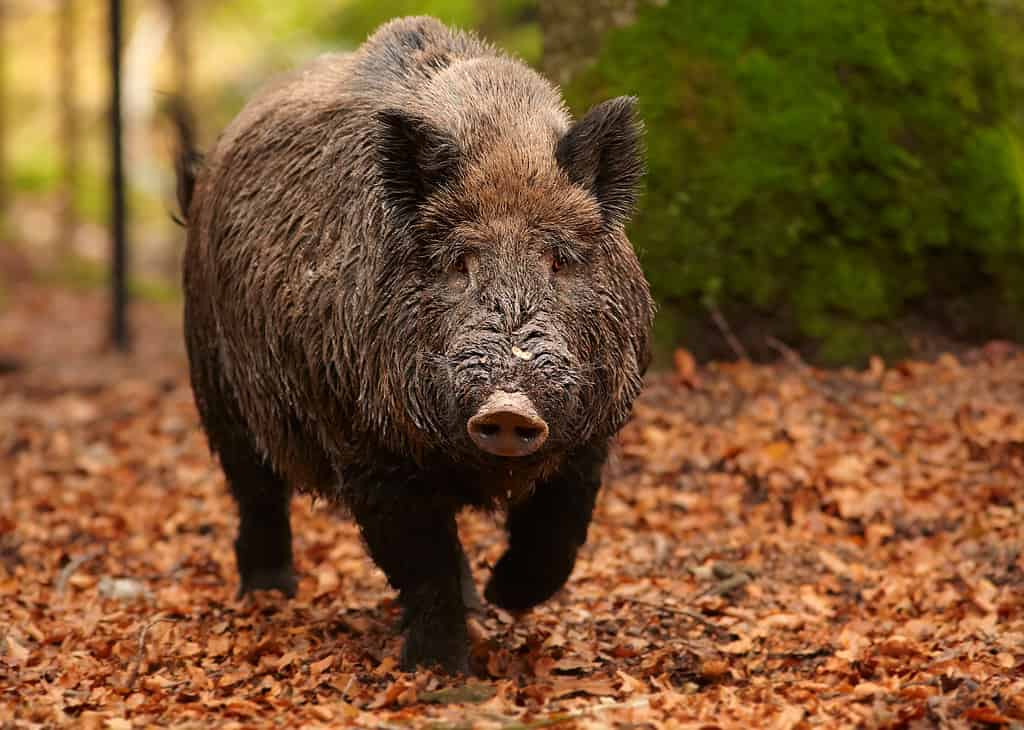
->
[467,391,549,458]
[515,425,543,442]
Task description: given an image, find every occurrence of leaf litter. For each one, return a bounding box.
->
[0,283,1022,728]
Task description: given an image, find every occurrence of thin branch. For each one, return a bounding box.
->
[706,301,751,362]
[621,596,732,636]
[124,616,181,690]
[55,549,102,596]
[765,336,819,375]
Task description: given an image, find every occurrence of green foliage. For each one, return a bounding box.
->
[11,149,59,194]
[11,144,115,226]
[317,0,541,64]
[566,0,1024,363]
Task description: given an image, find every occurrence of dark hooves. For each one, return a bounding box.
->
[400,639,470,675]
[484,551,571,612]
[237,566,299,599]
[400,617,471,675]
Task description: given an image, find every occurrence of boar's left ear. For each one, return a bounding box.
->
[375,109,462,222]
[556,96,645,227]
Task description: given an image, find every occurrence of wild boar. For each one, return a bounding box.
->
[176,15,654,673]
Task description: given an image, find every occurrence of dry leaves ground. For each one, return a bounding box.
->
[1,281,1022,729]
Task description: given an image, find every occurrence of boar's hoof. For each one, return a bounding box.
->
[467,391,548,457]
[400,629,470,675]
[484,551,572,612]
[236,566,299,599]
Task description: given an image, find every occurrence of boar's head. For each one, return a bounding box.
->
[373,93,653,472]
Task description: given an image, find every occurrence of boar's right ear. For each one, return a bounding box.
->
[375,109,461,222]
[556,96,645,228]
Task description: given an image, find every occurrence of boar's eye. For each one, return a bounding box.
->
[449,252,476,281]
[542,251,567,274]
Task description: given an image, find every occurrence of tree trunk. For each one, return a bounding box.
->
[539,0,645,88]
[109,0,130,352]
[0,0,7,236]
[57,0,79,257]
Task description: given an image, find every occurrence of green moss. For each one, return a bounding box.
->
[565,0,1024,363]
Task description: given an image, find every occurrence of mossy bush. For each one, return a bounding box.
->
[565,0,1024,364]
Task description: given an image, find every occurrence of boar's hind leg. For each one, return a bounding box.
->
[221,447,297,599]
[187,306,297,599]
[198,387,297,599]
[348,484,470,674]
[485,442,608,612]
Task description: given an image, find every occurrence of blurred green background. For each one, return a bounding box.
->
[5,0,1024,365]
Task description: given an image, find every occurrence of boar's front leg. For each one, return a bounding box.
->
[347,478,470,674]
[485,441,608,612]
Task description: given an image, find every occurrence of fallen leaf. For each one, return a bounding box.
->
[3,635,29,664]
[964,706,1011,724]
[674,348,701,387]
[309,655,334,676]
[617,670,647,694]
[550,677,619,698]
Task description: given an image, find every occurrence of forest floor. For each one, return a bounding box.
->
[1,279,1022,729]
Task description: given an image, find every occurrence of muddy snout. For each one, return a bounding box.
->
[467,390,549,457]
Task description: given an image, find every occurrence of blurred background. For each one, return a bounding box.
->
[3,0,1024,366]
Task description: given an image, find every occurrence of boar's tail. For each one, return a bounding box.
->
[168,97,203,227]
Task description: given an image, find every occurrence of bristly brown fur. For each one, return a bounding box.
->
[178,16,655,674]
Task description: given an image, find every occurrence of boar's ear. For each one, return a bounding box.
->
[375,108,461,222]
[555,96,645,227]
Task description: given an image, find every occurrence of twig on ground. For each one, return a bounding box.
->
[765,336,902,460]
[55,549,102,596]
[706,302,751,362]
[124,615,181,690]
[621,596,732,636]
[608,567,752,637]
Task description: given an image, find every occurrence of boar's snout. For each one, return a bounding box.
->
[467,390,549,457]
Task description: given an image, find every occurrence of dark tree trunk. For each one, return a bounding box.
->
[0,0,7,235]
[58,0,79,256]
[109,0,130,351]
